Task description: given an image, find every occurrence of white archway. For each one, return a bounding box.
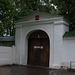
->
[26,30,50,67]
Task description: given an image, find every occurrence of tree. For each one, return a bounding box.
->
[0,0,16,36]
[0,0,75,37]
[51,0,75,31]
[14,0,34,20]
[14,0,53,19]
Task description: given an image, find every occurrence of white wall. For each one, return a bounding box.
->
[15,27,22,64]
[62,38,75,69]
[0,46,15,65]
[53,24,69,69]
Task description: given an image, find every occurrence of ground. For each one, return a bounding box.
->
[0,65,75,75]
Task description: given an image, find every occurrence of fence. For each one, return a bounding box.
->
[0,46,15,65]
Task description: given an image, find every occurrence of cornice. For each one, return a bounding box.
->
[15,17,69,28]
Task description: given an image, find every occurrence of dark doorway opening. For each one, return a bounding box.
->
[28,30,50,67]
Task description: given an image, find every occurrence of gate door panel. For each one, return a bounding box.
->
[28,30,49,67]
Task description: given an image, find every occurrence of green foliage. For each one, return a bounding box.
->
[0,0,75,36]
[14,0,34,20]
[0,0,16,36]
[51,0,75,31]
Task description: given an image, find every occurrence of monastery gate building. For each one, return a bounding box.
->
[15,11,75,69]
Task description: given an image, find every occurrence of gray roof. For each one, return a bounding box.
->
[63,31,75,37]
[15,10,62,23]
[0,36,15,41]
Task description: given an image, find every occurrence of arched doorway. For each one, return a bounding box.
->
[27,30,50,67]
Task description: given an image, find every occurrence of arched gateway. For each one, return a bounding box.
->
[28,30,50,67]
[15,11,69,69]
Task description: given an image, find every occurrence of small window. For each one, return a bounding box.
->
[35,15,39,20]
